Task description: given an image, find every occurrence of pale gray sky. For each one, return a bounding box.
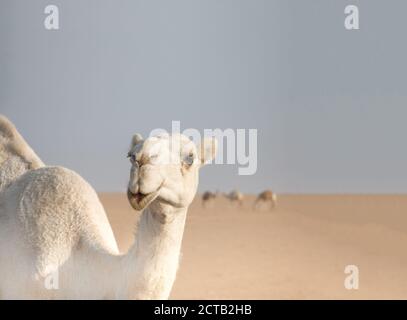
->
[1,0,407,193]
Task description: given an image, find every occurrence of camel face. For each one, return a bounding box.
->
[127,133,217,211]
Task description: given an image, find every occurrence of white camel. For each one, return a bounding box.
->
[225,190,244,207]
[0,116,217,299]
[254,190,277,210]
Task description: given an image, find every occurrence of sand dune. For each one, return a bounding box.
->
[100,194,407,299]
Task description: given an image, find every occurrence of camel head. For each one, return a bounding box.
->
[127,133,217,212]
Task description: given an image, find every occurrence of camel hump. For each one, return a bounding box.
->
[0,115,18,140]
[0,114,44,170]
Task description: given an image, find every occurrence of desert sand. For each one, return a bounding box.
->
[100,193,407,300]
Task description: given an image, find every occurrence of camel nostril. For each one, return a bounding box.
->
[128,182,139,195]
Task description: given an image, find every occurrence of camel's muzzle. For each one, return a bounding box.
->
[127,187,161,211]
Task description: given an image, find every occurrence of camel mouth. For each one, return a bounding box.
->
[127,188,161,211]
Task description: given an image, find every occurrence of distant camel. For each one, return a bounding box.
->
[202,191,216,208]
[254,190,277,210]
[225,190,244,207]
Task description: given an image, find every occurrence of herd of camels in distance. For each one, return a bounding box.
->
[202,189,277,210]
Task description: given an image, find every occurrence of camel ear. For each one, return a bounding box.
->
[131,133,143,148]
[198,137,218,166]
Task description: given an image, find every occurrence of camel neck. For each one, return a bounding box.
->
[118,206,188,299]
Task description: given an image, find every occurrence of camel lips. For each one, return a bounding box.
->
[127,189,160,211]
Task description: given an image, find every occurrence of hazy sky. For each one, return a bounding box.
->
[1,0,407,193]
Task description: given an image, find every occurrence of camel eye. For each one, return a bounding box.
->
[184,153,194,166]
[128,153,137,164]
